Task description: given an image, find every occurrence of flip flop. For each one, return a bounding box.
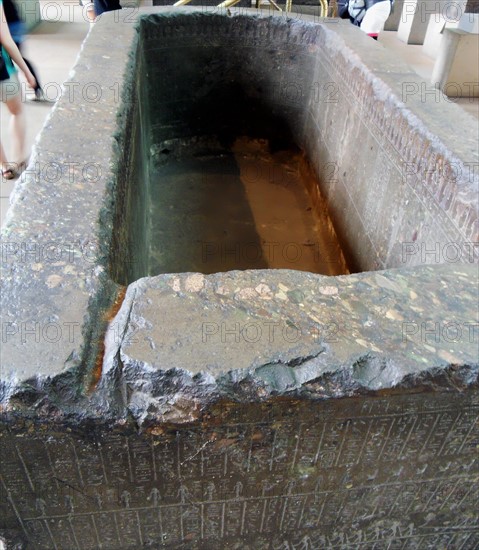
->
[2,167,18,180]
[29,89,55,103]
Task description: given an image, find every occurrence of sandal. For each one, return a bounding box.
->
[2,167,18,180]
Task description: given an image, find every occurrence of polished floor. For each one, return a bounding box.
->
[1,12,478,227]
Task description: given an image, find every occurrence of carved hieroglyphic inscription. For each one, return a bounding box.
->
[1,392,478,548]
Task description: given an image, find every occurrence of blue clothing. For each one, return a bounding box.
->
[94,0,121,16]
[8,20,26,44]
[1,0,40,91]
[0,0,18,81]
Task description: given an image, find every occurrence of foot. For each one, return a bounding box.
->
[1,158,29,181]
[30,89,54,103]
[2,167,18,180]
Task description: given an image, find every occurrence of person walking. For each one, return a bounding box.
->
[80,0,121,23]
[2,0,44,100]
[0,0,36,180]
[339,0,392,40]
[93,0,122,17]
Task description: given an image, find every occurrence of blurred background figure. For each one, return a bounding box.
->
[2,0,45,100]
[93,0,122,17]
[80,0,96,23]
[80,0,122,23]
[1,0,36,179]
[339,0,392,40]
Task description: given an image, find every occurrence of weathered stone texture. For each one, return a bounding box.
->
[1,391,478,548]
[0,9,478,549]
[302,28,478,270]
[97,266,478,426]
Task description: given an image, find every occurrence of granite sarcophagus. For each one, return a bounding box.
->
[1,9,478,549]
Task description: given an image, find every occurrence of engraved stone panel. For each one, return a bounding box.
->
[2,392,478,548]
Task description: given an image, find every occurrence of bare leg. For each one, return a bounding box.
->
[1,141,9,172]
[81,0,96,22]
[5,92,26,163]
[86,6,96,21]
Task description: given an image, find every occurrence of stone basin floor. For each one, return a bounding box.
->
[147,137,348,277]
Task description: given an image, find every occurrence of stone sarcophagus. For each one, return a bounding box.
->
[1,8,478,549]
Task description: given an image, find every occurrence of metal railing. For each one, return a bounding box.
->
[173,0,330,17]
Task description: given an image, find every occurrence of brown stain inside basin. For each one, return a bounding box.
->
[147,137,349,276]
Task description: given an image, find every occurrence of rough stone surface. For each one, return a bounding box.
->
[99,266,479,427]
[1,390,478,548]
[0,9,478,549]
[0,13,136,386]
[1,8,477,393]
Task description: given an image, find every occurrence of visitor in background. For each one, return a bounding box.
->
[2,0,45,100]
[93,0,122,17]
[339,0,392,40]
[80,0,96,23]
[0,0,36,180]
[80,0,122,22]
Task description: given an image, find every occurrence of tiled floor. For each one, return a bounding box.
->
[1,15,478,227]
